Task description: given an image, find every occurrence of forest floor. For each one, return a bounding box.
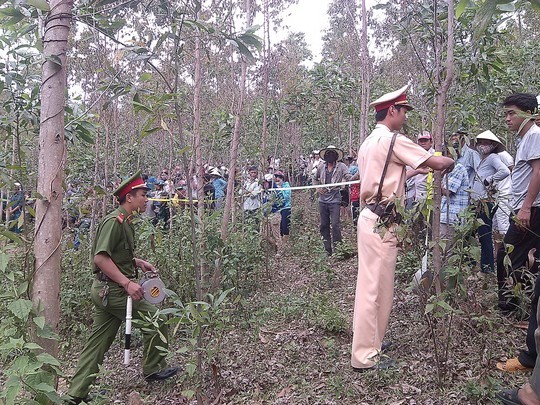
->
[58,193,532,404]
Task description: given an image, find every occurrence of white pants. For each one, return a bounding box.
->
[351,208,398,368]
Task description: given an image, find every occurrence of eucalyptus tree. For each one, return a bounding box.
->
[320,0,362,152]
[33,0,75,359]
[0,3,42,225]
[220,0,258,245]
[359,0,371,143]
[264,32,311,157]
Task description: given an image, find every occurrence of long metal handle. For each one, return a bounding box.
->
[124,296,132,365]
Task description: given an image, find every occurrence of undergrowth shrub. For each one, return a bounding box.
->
[0,246,62,405]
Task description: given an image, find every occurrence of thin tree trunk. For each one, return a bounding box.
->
[348,116,353,156]
[432,0,455,294]
[217,0,252,289]
[260,0,270,171]
[32,0,74,357]
[193,17,206,296]
[359,0,370,143]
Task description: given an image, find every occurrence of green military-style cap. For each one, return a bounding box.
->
[113,170,150,199]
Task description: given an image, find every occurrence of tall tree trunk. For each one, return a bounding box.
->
[348,116,353,156]
[260,0,270,171]
[432,0,455,294]
[193,16,206,296]
[217,0,253,289]
[32,0,74,357]
[358,0,370,143]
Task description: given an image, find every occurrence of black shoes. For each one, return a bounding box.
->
[381,341,393,353]
[144,366,180,382]
[353,358,397,372]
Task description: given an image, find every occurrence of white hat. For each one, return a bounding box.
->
[319,145,344,161]
[209,168,222,177]
[370,85,413,112]
[476,130,503,145]
[417,131,432,140]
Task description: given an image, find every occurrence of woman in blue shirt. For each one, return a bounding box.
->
[209,168,227,210]
[273,171,291,239]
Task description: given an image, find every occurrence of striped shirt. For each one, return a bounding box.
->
[441,163,470,225]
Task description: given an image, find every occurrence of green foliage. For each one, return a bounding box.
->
[0,249,63,405]
[332,241,356,261]
[162,288,234,398]
[462,375,500,401]
[307,293,347,333]
[254,291,347,334]
[60,235,95,341]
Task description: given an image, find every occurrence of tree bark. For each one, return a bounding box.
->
[432,0,455,294]
[260,0,270,171]
[216,0,253,289]
[32,0,74,357]
[358,0,370,144]
[192,10,207,296]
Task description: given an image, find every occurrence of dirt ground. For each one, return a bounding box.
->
[59,195,532,404]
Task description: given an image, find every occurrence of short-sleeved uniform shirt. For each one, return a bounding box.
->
[512,123,540,210]
[92,206,136,278]
[358,124,432,206]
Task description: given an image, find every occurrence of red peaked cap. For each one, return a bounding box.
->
[113,170,150,200]
[370,85,414,112]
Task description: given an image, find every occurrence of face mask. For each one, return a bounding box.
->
[476,144,495,155]
[452,142,459,150]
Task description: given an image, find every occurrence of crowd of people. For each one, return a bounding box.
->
[4,85,536,403]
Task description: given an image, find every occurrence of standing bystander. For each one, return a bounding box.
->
[241,166,262,225]
[494,93,540,376]
[313,145,353,255]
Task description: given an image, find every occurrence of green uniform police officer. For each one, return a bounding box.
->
[66,171,178,404]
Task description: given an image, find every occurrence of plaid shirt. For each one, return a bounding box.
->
[441,162,469,225]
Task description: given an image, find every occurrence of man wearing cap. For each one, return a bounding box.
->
[351,85,454,371]
[494,94,540,388]
[313,145,354,255]
[406,131,435,204]
[449,129,480,189]
[67,171,178,404]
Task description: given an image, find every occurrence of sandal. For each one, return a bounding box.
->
[496,389,522,405]
[496,358,532,372]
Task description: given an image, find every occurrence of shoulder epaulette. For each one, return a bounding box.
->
[116,212,125,224]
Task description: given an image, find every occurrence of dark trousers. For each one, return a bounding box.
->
[244,208,260,228]
[497,207,540,313]
[476,202,497,273]
[495,207,540,367]
[351,201,360,226]
[280,208,291,236]
[319,202,341,255]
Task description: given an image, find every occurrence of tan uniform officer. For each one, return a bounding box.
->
[67,171,178,404]
[351,85,454,371]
